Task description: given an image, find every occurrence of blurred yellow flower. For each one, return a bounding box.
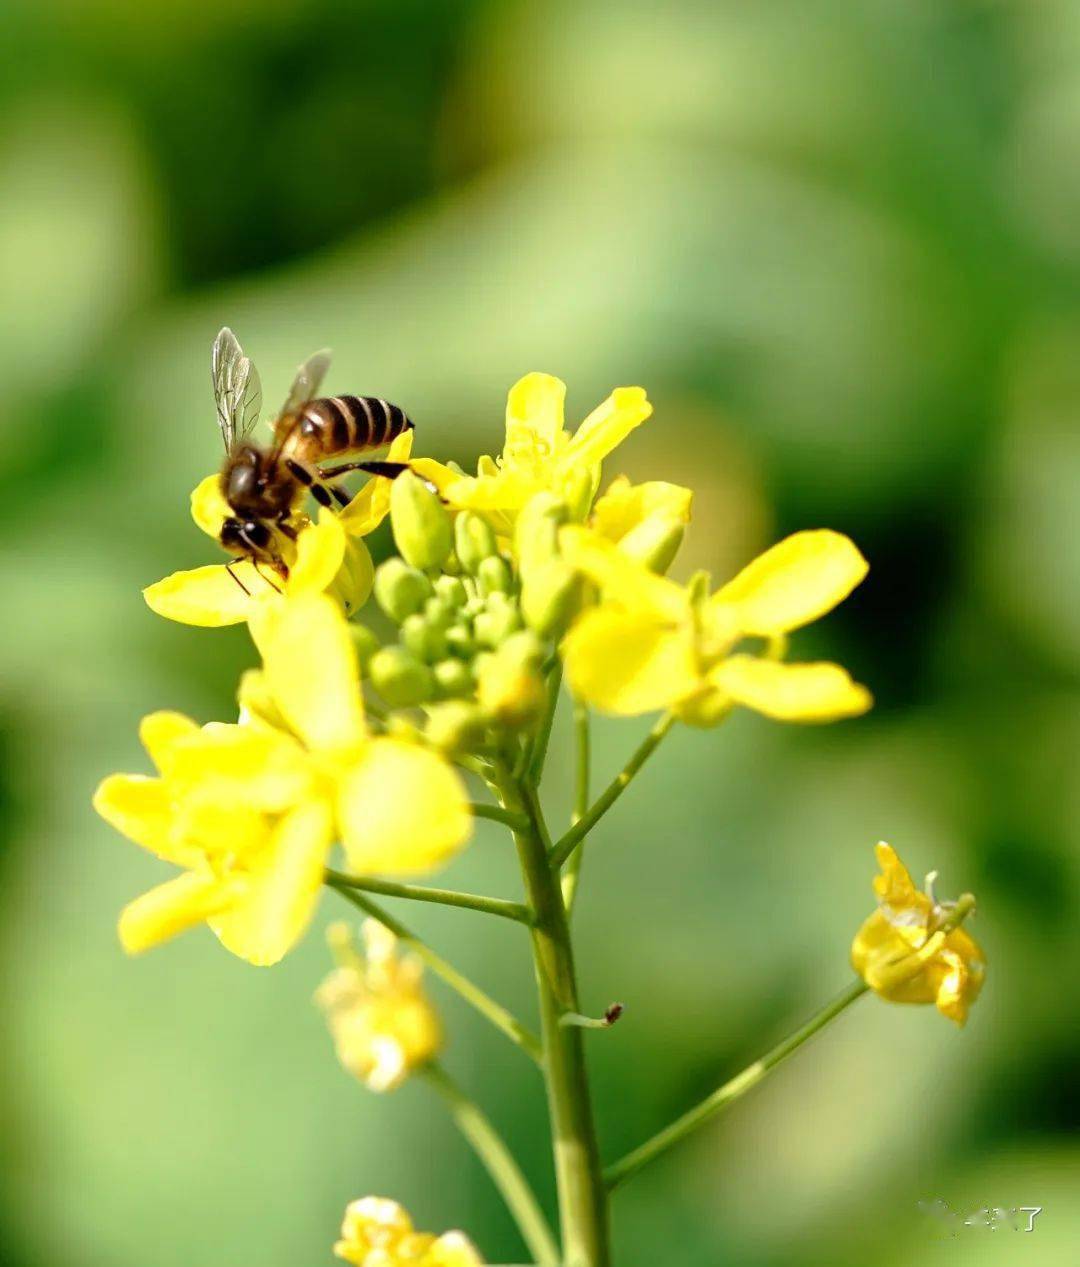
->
[316,920,441,1091]
[559,526,871,723]
[411,372,652,536]
[852,843,985,1025]
[93,595,472,963]
[589,475,692,572]
[142,430,411,627]
[334,1197,482,1266]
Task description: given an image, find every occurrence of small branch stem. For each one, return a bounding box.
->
[550,712,676,870]
[604,978,869,1191]
[527,665,563,785]
[422,1062,560,1267]
[561,701,591,912]
[325,868,531,925]
[326,879,543,1065]
[470,802,529,832]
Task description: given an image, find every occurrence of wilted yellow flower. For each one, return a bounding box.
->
[560,526,871,723]
[411,372,652,536]
[93,595,472,963]
[852,843,985,1025]
[316,921,441,1091]
[142,430,411,627]
[334,1197,482,1266]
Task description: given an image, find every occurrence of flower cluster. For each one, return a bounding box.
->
[334,1197,482,1266]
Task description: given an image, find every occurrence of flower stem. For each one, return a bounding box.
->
[561,701,590,913]
[422,1062,560,1267]
[325,868,531,925]
[550,712,676,869]
[327,879,543,1065]
[527,664,563,784]
[604,978,869,1191]
[470,802,529,832]
[496,764,610,1267]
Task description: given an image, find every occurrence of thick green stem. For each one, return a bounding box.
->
[325,868,531,925]
[423,1062,560,1266]
[604,979,869,1191]
[327,879,543,1065]
[561,701,590,913]
[497,765,610,1267]
[550,712,675,870]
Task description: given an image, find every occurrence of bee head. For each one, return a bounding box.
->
[220,515,272,557]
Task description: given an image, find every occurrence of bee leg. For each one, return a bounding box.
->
[319,460,411,480]
[284,458,335,509]
[276,518,299,541]
[252,560,283,594]
[225,562,251,597]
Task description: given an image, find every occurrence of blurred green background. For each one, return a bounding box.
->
[1,0,1078,1263]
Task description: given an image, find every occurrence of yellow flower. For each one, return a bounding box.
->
[93,596,472,963]
[142,430,412,627]
[589,475,692,571]
[411,372,652,536]
[334,1197,483,1266]
[851,843,985,1025]
[316,921,441,1092]
[559,526,872,723]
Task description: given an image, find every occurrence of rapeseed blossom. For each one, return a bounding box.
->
[560,526,871,723]
[852,843,985,1025]
[334,1197,482,1266]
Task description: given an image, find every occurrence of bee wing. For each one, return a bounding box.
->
[279,347,332,418]
[211,327,262,450]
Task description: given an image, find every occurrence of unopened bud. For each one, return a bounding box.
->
[349,622,381,671]
[563,465,598,522]
[475,603,523,649]
[424,701,486,753]
[374,559,433,624]
[522,560,589,639]
[477,632,545,728]
[445,624,475,657]
[401,614,447,663]
[390,471,453,571]
[514,493,567,579]
[477,554,512,596]
[433,658,474,698]
[434,574,467,607]
[618,517,685,574]
[369,647,435,707]
[455,512,498,574]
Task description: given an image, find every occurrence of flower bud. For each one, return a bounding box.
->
[477,554,512,596]
[445,624,475,657]
[477,632,545,728]
[423,595,457,630]
[455,512,498,574]
[368,646,435,707]
[521,560,589,639]
[400,614,447,663]
[349,622,381,671]
[432,658,474,698]
[514,493,566,579]
[474,603,523,649]
[374,559,433,624]
[390,471,453,571]
[618,516,685,574]
[564,464,598,522]
[434,574,467,607]
[424,701,486,753]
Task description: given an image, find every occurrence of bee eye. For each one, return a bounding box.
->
[244,521,271,548]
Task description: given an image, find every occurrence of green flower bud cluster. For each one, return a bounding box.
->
[363,487,549,752]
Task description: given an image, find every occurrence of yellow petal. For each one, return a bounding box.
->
[211,799,333,966]
[333,537,375,615]
[559,526,688,621]
[260,593,366,753]
[563,387,652,470]
[710,655,872,722]
[872,842,922,909]
[591,476,693,543]
[168,723,313,812]
[337,739,471,875]
[287,511,346,596]
[93,774,203,867]
[138,710,199,776]
[339,430,415,536]
[119,870,233,955]
[190,473,230,538]
[505,372,566,453]
[562,607,700,715]
[143,563,265,626]
[711,530,868,636]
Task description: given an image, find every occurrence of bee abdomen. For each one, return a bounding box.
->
[283,395,413,461]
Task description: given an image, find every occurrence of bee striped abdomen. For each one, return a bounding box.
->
[280,395,413,461]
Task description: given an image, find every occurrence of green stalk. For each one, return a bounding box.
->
[327,879,543,1065]
[550,712,675,869]
[604,979,869,1191]
[496,764,610,1267]
[561,701,590,913]
[470,802,529,832]
[423,1063,560,1266]
[325,868,531,925]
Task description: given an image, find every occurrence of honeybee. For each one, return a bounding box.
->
[212,327,413,587]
